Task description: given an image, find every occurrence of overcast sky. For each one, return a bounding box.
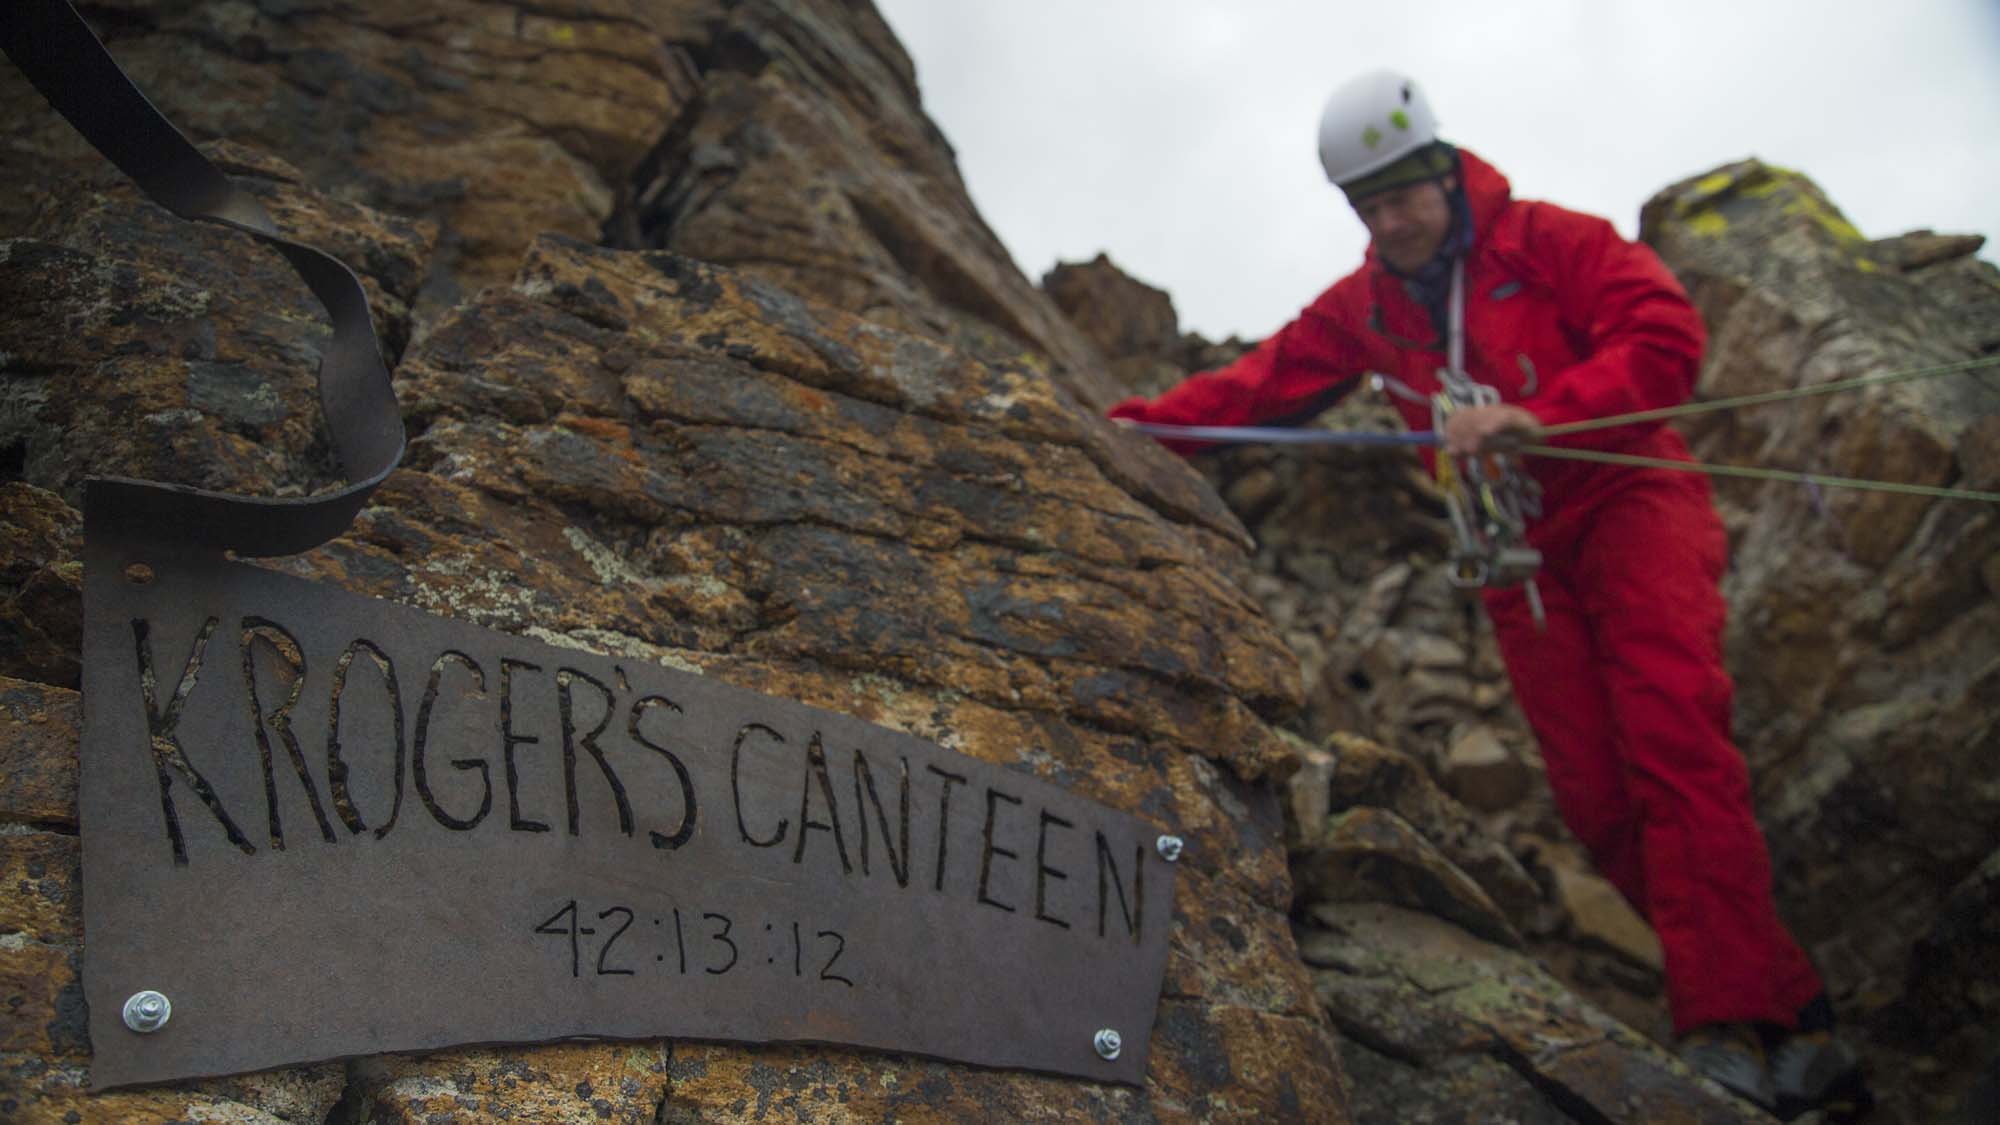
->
[874,1,2000,342]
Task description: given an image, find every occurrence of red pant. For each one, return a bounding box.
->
[1483,472,1822,1033]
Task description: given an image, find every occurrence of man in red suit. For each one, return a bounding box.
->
[1108,70,1868,1120]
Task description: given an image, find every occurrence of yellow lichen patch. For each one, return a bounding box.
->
[1854,257,1880,273]
[1693,171,1737,196]
[1743,171,1789,198]
[551,24,577,45]
[1781,190,1866,244]
[1823,211,1866,243]
[1687,211,1731,237]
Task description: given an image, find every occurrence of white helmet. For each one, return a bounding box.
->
[1317,70,1441,187]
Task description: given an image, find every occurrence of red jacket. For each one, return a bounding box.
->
[1108,149,1707,537]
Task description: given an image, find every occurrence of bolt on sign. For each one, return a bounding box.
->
[0,0,1177,1092]
[81,533,1177,1088]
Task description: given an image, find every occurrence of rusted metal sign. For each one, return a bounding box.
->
[80,529,1176,1088]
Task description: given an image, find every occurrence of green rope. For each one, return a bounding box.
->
[1534,354,2000,439]
[1520,444,2000,504]
[1511,352,2000,503]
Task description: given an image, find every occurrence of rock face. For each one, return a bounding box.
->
[0,5,1337,1115]
[1044,252,1188,399]
[1643,160,2000,1120]
[1301,902,1765,1125]
[1045,253,1180,364]
[3,0,697,338]
[1,0,1115,407]
[611,3,1122,409]
[1281,735,1759,1122]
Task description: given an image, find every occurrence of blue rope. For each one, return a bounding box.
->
[1126,422,1439,447]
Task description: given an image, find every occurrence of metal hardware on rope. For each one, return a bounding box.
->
[1432,261,1546,626]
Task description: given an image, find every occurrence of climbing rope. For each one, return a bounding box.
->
[1517,445,2000,503]
[1533,353,2000,439]
[1118,422,1432,446]
[1123,352,2000,506]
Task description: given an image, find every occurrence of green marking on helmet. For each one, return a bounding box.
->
[1362,125,1383,149]
[1390,109,1411,131]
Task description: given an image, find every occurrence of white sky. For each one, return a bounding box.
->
[874,1,2000,342]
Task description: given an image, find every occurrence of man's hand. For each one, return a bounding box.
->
[1441,404,1541,457]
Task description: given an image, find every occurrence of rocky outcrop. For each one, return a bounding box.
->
[1889,847,2000,1116]
[3,0,699,336]
[1289,733,1540,929]
[1,0,1115,407]
[1643,160,2000,1120]
[612,2,1122,409]
[1044,252,1188,399]
[1045,254,1180,365]
[0,142,438,543]
[1301,902,1765,1125]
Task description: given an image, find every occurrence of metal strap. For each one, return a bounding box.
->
[1445,258,1467,389]
[0,0,404,557]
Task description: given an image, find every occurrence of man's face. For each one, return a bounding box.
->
[1353,177,1455,272]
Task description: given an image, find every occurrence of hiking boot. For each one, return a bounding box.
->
[1680,1022,1777,1112]
[1769,1030,1873,1121]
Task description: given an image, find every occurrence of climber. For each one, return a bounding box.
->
[1108,71,1871,1120]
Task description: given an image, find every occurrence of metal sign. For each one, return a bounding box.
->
[80,529,1176,1088]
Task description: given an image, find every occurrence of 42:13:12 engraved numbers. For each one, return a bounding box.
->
[533,900,854,987]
